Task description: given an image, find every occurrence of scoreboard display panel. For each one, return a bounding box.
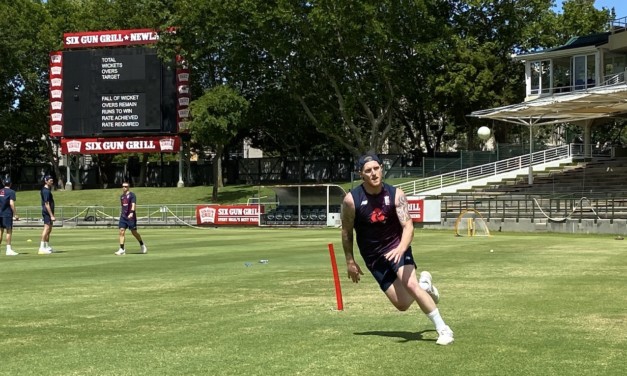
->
[62,47,177,137]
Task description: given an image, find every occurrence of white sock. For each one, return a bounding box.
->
[40,241,45,248]
[6,245,11,251]
[427,308,447,332]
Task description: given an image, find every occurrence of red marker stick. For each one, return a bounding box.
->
[327,243,344,311]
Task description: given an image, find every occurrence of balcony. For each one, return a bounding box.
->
[519,16,627,101]
[610,15,627,33]
[532,70,627,97]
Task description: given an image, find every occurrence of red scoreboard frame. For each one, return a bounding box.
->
[49,29,189,154]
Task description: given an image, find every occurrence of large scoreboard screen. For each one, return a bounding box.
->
[49,29,190,154]
[62,47,176,137]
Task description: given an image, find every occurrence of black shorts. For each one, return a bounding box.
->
[119,217,137,230]
[42,212,54,225]
[0,216,13,229]
[367,247,416,292]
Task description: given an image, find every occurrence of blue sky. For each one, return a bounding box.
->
[592,0,627,18]
[554,1,627,19]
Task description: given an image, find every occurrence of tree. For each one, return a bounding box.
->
[162,1,443,157]
[189,85,249,201]
[6,0,606,186]
[163,0,562,159]
[558,0,612,41]
[278,0,449,156]
[0,0,63,182]
[241,87,350,182]
[429,2,523,148]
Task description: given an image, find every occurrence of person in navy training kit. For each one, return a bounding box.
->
[341,153,454,345]
[0,177,20,256]
[115,182,147,255]
[39,175,55,255]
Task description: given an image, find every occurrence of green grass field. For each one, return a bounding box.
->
[13,185,273,207]
[1,227,625,375]
[13,179,406,208]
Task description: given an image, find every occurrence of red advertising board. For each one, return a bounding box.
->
[61,136,180,154]
[63,29,159,49]
[407,198,424,223]
[196,205,264,226]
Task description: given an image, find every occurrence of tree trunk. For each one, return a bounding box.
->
[138,153,149,186]
[44,138,63,189]
[95,154,114,188]
[212,144,224,202]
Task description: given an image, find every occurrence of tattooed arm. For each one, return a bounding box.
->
[341,192,364,283]
[383,188,415,264]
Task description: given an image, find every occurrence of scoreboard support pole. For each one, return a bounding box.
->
[177,144,185,187]
[65,155,73,191]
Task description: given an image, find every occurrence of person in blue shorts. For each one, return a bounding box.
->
[115,182,147,255]
[341,153,454,345]
[0,177,20,256]
[39,175,55,255]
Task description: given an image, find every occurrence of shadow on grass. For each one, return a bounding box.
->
[354,329,435,343]
[16,250,68,255]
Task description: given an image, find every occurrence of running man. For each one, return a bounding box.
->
[341,153,454,345]
[39,175,55,254]
[115,182,147,255]
[0,177,19,256]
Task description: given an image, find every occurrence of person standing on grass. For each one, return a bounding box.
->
[0,177,19,256]
[341,153,454,346]
[115,182,147,255]
[39,175,55,255]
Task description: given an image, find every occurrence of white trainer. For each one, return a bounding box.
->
[115,249,126,256]
[38,248,52,255]
[419,271,440,304]
[141,245,147,254]
[6,249,19,256]
[436,325,454,345]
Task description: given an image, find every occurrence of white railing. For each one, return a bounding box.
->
[13,204,202,227]
[602,71,625,86]
[610,16,627,33]
[395,145,573,196]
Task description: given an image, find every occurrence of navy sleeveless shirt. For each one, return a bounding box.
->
[350,182,403,268]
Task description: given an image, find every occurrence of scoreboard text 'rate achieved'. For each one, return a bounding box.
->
[62,47,177,137]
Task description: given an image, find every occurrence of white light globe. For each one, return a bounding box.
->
[477,126,491,140]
